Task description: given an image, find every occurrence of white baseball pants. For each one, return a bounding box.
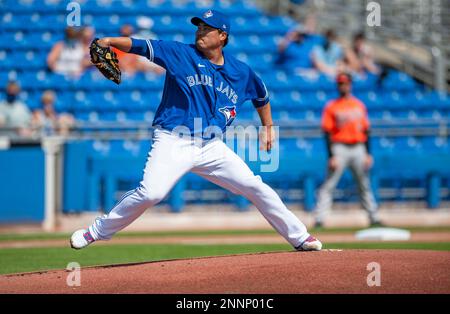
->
[88,128,311,248]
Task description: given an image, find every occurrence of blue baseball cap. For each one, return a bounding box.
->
[191,9,231,34]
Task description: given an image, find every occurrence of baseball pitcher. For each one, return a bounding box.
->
[70,9,322,251]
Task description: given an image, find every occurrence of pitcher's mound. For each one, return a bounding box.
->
[1,250,449,293]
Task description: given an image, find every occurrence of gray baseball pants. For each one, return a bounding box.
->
[314,143,379,224]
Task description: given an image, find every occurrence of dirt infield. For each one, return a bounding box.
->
[1,250,449,293]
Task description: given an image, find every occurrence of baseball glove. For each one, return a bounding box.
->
[89,38,121,84]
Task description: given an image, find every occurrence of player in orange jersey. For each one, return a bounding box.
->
[314,73,383,228]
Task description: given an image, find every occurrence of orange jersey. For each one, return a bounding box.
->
[321,96,370,144]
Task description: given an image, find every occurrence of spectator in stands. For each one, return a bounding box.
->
[80,26,96,71]
[345,32,380,75]
[275,25,315,75]
[31,90,75,136]
[311,29,345,77]
[112,24,164,76]
[313,73,383,228]
[47,26,85,78]
[0,82,32,137]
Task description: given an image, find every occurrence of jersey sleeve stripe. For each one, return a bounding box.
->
[255,83,269,101]
[146,39,154,62]
[255,95,268,101]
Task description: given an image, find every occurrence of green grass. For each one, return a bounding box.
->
[0,230,278,242]
[0,242,449,275]
[1,225,450,242]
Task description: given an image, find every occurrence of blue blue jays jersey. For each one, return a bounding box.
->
[131,39,269,136]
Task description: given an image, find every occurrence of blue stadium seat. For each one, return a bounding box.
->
[28,31,62,49]
[47,73,71,90]
[381,70,417,91]
[17,71,52,90]
[126,111,146,121]
[0,31,29,49]
[98,91,122,111]
[33,0,66,13]
[71,91,95,112]
[408,91,431,109]
[139,73,165,90]
[274,91,304,109]
[0,71,18,87]
[427,91,450,110]
[141,91,162,110]
[152,16,191,34]
[54,91,74,112]
[1,12,20,31]
[393,136,423,153]
[246,53,273,73]
[291,73,323,91]
[355,91,383,111]
[420,136,449,153]
[122,139,148,157]
[1,0,36,13]
[115,91,145,112]
[83,0,117,15]
[269,16,297,33]
[9,50,47,70]
[401,91,438,119]
[237,106,258,121]
[89,15,121,33]
[0,50,13,70]
[20,90,37,107]
[98,111,122,122]
[217,0,264,17]
[313,91,332,110]
[291,137,326,158]
[272,110,292,123]
[74,111,99,122]
[287,110,309,121]
[381,91,408,111]
[17,13,64,31]
[379,110,394,122]
[371,136,395,155]
[89,139,112,156]
[261,71,290,91]
[74,70,121,91]
[315,74,335,91]
[352,73,378,91]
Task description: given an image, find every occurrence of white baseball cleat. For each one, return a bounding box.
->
[296,235,322,251]
[70,229,95,250]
